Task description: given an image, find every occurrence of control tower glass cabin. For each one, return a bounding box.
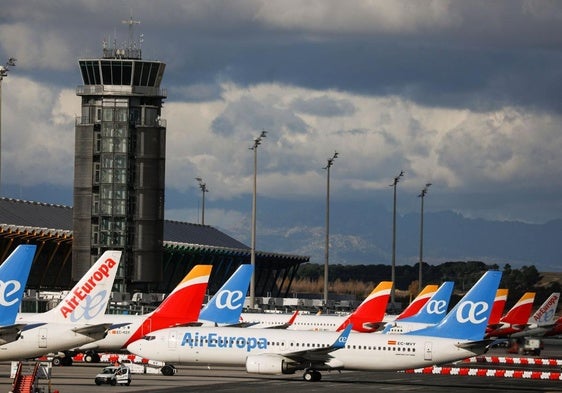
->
[74,45,166,293]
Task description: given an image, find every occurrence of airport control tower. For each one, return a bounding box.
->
[73,21,166,292]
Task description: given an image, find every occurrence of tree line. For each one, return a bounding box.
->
[292,261,561,310]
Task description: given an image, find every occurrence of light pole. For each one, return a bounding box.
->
[195,177,209,225]
[0,58,16,196]
[390,170,404,306]
[323,151,338,307]
[418,183,431,292]
[249,130,267,309]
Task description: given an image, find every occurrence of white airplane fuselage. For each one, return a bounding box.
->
[127,326,482,372]
[241,313,396,331]
[0,323,105,360]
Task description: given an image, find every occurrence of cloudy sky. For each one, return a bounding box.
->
[1,1,561,264]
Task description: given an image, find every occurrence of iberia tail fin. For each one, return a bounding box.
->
[487,289,509,327]
[337,281,393,332]
[122,264,212,348]
[42,250,122,323]
[501,292,535,325]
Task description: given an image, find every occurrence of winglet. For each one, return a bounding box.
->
[199,264,253,324]
[44,250,122,323]
[0,245,36,326]
[333,323,352,350]
[407,270,502,340]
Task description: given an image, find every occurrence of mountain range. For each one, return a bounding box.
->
[221,198,562,273]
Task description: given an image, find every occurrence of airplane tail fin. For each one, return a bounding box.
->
[122,264,212,348]
[487,289,509,326]
[398,281,454,324]
[199,264,253,324]
[395,284,439,320]
[0,245,37,325]
[501,292,535,325]
[408,270,502,340]
[43,250,122,323]
[530,292,560,326]
[337,281,393,332]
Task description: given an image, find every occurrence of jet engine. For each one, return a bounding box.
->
[245,354,298,375]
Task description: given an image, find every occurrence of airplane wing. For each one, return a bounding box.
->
[456,339,496,352]
[277,324,352,364]
[72,323,115,339]
[0,323,27,345]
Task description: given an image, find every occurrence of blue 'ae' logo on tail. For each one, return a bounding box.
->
[400,281,455,325]
[199,264,253,324]
[407,271,502,340]
[0,245,36,326]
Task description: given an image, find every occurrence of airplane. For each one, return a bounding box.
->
[485,291,535,338]
[241,281,393,332]
[508,292,560,338]
[381,281,454,334]
[127,270,502,382]
[4,250,122,364]
[0,244,37,345]
[75,264,252,374]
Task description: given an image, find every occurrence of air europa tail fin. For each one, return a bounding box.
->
[122,264,212,348]
[0,245,36,326]
[398,281,454,324]
[199,264,253,324]
[487,289,508,327]
[395,284,439,320]
[337,281,393,332]
[408,270,502,340]
[42,250,122,324]
[530,292,560,326]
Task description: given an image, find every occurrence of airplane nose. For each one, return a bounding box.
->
[127,341,142,354]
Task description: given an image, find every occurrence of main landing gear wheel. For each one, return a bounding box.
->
[303,370,321,382]
[161,364,176,376]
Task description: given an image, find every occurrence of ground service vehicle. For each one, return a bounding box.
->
[507,337,542,356]
[94,365,131,386]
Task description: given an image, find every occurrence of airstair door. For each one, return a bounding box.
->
[424,341,432,361]
[38,328,47,348]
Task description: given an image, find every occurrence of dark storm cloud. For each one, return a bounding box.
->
[167,38,562,114]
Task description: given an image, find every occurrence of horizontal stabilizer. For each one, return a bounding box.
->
[456,339,496,351]
[72,323,113,336]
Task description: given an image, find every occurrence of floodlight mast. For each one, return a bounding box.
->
[418,183,431,291]
[195,177,209,225]
[390,170,404,306]
[323,151,338,307]
[249,130,267,309]
[0,57,17,196]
